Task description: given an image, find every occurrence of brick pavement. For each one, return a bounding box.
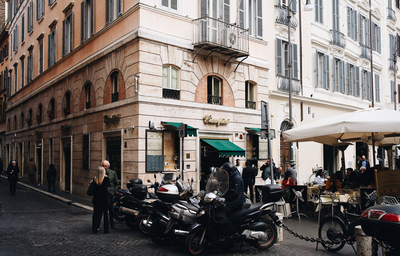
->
[0,176,369,256]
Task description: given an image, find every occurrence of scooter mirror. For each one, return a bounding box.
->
[154,174,156,178]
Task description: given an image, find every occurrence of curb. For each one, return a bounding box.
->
[1,175,93,212]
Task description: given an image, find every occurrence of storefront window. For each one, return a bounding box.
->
[246,134,269,160]
[163,131,179,170]
[146,130,164,172]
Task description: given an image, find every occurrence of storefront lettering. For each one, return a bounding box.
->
[203,115,230,126]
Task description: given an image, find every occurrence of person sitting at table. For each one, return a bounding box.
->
[357,166,374,187]
[314,169,326,184]
[282,172,297,187]
[325,173,341,192]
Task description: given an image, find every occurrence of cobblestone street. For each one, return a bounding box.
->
[0,177,367,256]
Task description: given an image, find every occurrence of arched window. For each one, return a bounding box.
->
[111,71,119,102]
[85,83,91,109]
[21,112,24,128]
[207,75,221,105]
[162,65,180,100]
[245,81,256,109]
[7,118,10,132]
[64,91,71,116]
[37,104,43,123]
[14,115,17,130]
[27,108,33,126]
[48,98,55,120]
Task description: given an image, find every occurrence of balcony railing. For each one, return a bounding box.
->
[360,44,371,61]
[245,100,256,109]
[193,16,249,58]
[275,5,298,29]
[388,7,397,22]
[163,88,180,100]
[112,92,119,103]
[330,30,346,48]
[277,76,301,95]
[86,101,91,110]
[207,95,221,105]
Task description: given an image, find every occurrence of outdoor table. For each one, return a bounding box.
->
[315,192,351,212]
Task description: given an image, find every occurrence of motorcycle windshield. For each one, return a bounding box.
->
[205,167,229,196]
[158,173,165,185]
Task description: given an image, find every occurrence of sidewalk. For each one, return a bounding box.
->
[0,174,93,211]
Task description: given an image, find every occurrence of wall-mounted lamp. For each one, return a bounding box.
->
[134,74,140,95]
[128,125,135,131]
[304,0,313,11]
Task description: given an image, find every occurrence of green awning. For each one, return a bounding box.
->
[161,122,198,137]
[202,139,245,157]
[245,127,261,133]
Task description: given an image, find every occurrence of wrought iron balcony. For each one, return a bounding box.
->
[86,101,91,110]
[163,88,180,100]
[275,5,298,29]
[245,100,256,109]
[193,16,249,58]
[360,44,371,61]
[207,95,221,105]
[330,30,346,48]
[277,76,301,95]
[112,92,119,103]
[388,7,397,22]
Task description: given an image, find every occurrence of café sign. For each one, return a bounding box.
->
[203,115,230,126]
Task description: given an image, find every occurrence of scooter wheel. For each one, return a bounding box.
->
[185,229,207,256]
[150,218,171,245]
[125,216,139,229]
[114,210,126,222]
[249,219,277,250]
[138,214,151,236]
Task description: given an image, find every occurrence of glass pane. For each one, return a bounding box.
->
[246,134,257,159]
[162,66,169,88]
[163,131,179,170]
[248,82,254,101]
[259,138,268,159]
[213,77,220,96]
[171,67,178,89]
[146,130,164,172]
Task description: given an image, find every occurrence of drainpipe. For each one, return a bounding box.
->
[299,0,303,96]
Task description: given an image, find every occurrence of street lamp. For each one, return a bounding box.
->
[287,0,313,167]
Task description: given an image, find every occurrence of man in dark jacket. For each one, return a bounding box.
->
[7,160,19,196]
[102,160,120,229]
[242,161,256,203]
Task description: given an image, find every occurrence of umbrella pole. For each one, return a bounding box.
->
[371,134,380,205]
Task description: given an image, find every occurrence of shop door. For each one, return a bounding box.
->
[63,142,71,192]
[280,121,292,172]
[36,142,42,184]
[323,145,337,175]
[107,137,121,181]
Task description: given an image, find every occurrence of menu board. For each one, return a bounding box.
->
[377,170,400,196]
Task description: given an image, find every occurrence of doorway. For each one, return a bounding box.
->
[280,121,292,172]
[63,141,71,192]
[36,141,42,184]
[323,145,337,175]
[106,137,121,181]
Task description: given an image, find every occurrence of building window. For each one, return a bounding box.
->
[14,65,17,93]
[162,65,180,100]
[27,51,33,83]
[49,138,53,165]
[106,0,122,24]
[64,91,71,116]
[85,84,91,109]
[27,108,32,126]
[37,104,42,123]
[14,115,17,130]
[362,69,371,100]
[315,0,323,24]
[371,23,381,53]
[39,41,43,74]
[21,112,24,128]
[146,130,164,172]
[13,25,18,52]
[13,0,17,15]
[83,134,89,169]
[37,0,44,20]
[391,80,396,102]
[81,0,95,42]
[207,76,221,105]
[49,0,56,5]
[375,74,380,103]
[48,29,57,67]
[389,34,396,71]
[9,70,12,95]
[333,58,345,93]
[332,0,339,31]
[245,81,256,109]
[28,1,33,32]
[359,14,370,47]
[347,6,357,41]
[160,0,178,12]
[21,58,24,87]
[21,14,25,43]
[316,52,329,89]
[238,0,263,38]
[62,13,74,56]
[276,39,298,79]
[111,71,119,102]
[48,98,55,120]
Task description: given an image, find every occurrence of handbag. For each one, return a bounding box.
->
[87,180,94,196]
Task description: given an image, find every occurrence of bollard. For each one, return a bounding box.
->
[355,225,378,256]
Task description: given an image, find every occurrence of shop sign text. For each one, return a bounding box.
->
[203,115,230,126]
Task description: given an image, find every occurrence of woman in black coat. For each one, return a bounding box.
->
[47,164,57,193]
[92,166,110,234]
[7,160,20,196]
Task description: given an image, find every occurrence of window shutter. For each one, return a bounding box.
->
[238,0,244,29]
[39,43,43,74]
[161,0,168,7]
[340,60,345,93]
[397,0,399,8]
[347,7,350,37]
[105,0,110,24]
[292,43,298,79]
[7,2,12,22]
[391,80,395,102]
[62,19,66,56]
[332,59,336,91]
[256,0,263,39]
[371,23,375,50]
[377,26,381,53]
[36,0,39,20]
[359,14,362,43]
[70,13,74,53]
[90,0,94,36]
[110,0,114,22]
[223,0,229,23]
[118,0,122,16]
[22,16,25,42]
[276,39,282,76]
[353,10,357,40]
[324,54,329,90]
[316,51,319,87]
[48,34,51,66]
[53,29,57,64]
[355,66,360,97]
[365,18,369,47]
[346,63,350,95]
[81,1,85,42]
[291,0,297,12]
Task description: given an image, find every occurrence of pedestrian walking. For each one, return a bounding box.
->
[242,161,256,203]
[92,166,110,234]
[27,158,37,184]
[235,159,243,176]
[7,160,19,196]
[102,160,119,230]
[46,164,57,193]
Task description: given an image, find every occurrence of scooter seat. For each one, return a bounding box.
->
[228,203,264,223]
